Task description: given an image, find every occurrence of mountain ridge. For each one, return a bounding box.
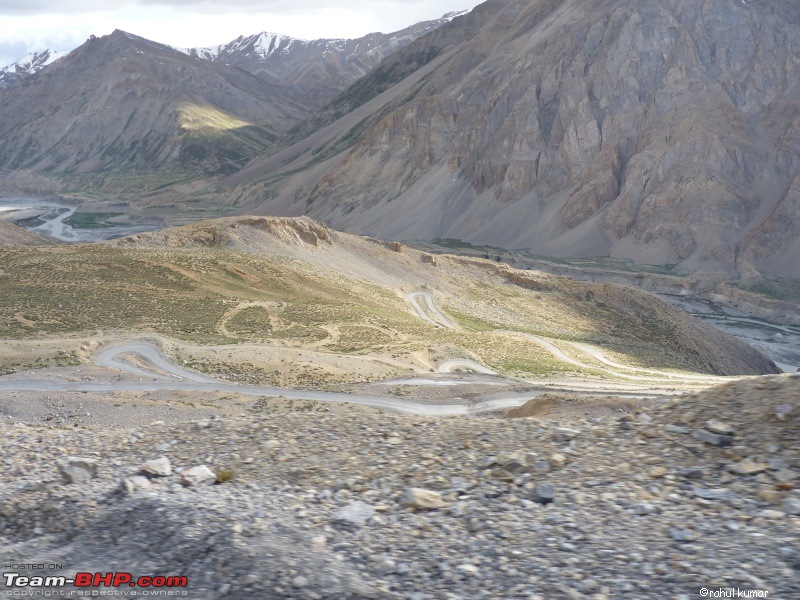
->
[231,0,800,278]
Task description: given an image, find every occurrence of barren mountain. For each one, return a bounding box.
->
[180,12,466,108]
[0,31,310,176]
[235,0,800,278]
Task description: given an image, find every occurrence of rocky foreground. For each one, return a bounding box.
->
[1,376,798,599]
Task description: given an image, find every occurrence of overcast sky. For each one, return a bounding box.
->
[0,0,480,67]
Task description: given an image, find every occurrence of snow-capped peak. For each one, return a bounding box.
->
[0,49,66,87]
[177,31,309,61]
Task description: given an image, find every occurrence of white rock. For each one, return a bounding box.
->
[140,456,172,477]
[403,488,450,510]
[180,465,216,487]
[57,457,98,484]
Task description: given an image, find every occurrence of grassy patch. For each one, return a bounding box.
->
[64,212,124,229]
[732,273,800,303]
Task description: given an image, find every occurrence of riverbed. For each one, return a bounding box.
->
[0,196,160,242]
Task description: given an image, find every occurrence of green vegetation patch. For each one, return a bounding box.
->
[733,273,800,303]
[64,212,124,229]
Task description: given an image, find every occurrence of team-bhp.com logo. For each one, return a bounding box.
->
[4,572,188,592]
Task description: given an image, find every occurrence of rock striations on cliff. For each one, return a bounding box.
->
[243,0,800,278]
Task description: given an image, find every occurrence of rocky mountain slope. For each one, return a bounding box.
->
[0,49,65,88]
[0,31,310,176]
[0,221,54,246]
[233,0,800,278]
[179,11,466,108]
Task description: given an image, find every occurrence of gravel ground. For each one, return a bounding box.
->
[1,376,798,599]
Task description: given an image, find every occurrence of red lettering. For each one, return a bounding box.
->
[113,573,132,586]
[138,576,152,587]
[94,572,114,586]
[74,572,93,587]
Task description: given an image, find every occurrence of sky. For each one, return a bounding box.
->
[0,0,481,68]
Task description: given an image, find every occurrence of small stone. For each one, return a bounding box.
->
[332,501,375,527]
[705,419,735,436]
[774,404,793,421]
[292,575,309,588]
[649,467,668,478]
[533,460,551,474]
[180,465,216,487]
[782,498,800,516]
[140,456,172,477]
[263,440,282,450]
[548,453,566,469]
[217,583,231,595]
[493,450,529,473]
[457,564,479,575]
[774,469,798,483]
[669,529,698,543]
[758,509,785,520]
[633,503,657,515]
[121,476,152,494]
[553,427,580,443]
[692,486,735,501]
[403,488,450,510]
[756,488,784,505]
[155,442,171,452]
[692,429,733,447]
[729,458,768,475]
[679,467,705,479]
[311,535,326,550]
[195,420,210,430]
[56,457,98,484]
[531,483,555,505]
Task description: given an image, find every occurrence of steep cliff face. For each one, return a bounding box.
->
[285,0,800,276]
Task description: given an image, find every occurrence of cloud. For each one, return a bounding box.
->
[0,0,455,16]
[0,1,477,67]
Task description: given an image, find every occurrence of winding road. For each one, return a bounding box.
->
[0,291,734,418]
[407,291,455,328]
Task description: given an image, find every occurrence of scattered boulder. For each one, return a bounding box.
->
[421,253,437,266]
[387,241,402,252]
[705,419,735,436]
[552,427,580,443]
[403,488,449,510]
[692,429,733,447]
[57,457,98,484]
[548,453,567,469]
[782,497,800,516]
[494,451,529,473]
[180,465,216,487]
[140,456,172,477]
[121,476,153,494]
[332,501,375,528]
[774,404,793,421]
[531,483,555,505]
[729,458,768,476]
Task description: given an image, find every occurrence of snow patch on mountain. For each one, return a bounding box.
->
[0,49,66,86]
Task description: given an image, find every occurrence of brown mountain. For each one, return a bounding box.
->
[0,31,310,176]
[231,0,800,278]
